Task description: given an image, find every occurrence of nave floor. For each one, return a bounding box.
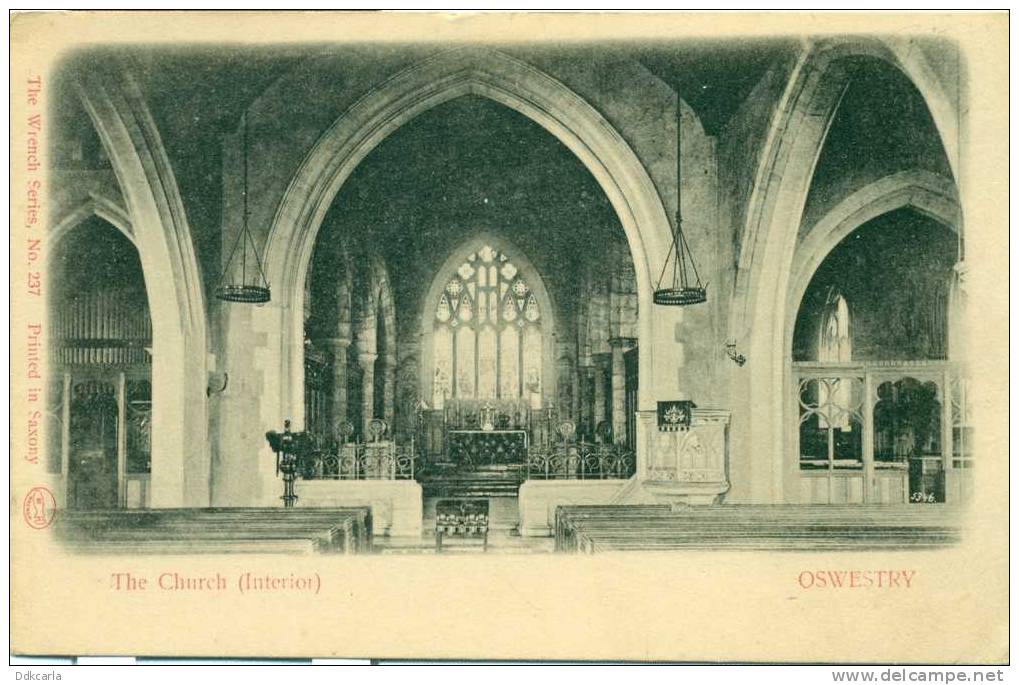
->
[373,496,554,555]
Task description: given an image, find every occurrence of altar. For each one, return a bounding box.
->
[447,429,529,468]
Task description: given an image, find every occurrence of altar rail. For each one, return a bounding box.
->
[301,441,416,481]
[526,443,636,480]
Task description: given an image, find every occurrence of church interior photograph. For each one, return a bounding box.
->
[45,35,969,555]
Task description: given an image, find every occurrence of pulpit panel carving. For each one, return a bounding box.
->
[640,408,729,492]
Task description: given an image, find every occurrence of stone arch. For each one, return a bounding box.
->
[787,170,961,339]
[418,231,557,408]
[47,196,139,504]
[728,37,962,503]
[264,46,671,430]
[50,193,133,251]
[74,67,210,507]
[782,171,962,501]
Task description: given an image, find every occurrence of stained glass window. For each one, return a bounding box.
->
[433,245,542,400]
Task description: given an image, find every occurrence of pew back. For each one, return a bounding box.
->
[555,504,962,553]
[54,507,373,555]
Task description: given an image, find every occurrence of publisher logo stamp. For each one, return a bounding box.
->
[23,486,56,529]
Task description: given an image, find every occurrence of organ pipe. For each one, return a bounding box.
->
[52,288,151,368]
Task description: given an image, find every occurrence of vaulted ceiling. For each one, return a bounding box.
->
[53,40,799,309]
[112,40,798,142]
[51,38,957,320]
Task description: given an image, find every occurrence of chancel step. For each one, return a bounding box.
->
[418,465,524,498]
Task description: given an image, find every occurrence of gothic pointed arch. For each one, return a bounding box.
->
[787,170,960,344]
[50,193,133,250]
[46,201,152,506]
[263,46,670,431]
[727,37,962,503]
[74,65,210,507]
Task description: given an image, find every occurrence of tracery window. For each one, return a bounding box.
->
[432,245,542,403]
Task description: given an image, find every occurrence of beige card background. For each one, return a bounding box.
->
[9,11,1009,662]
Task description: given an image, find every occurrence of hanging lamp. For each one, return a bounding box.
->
[215,110,271,304]
[653,102,707,306]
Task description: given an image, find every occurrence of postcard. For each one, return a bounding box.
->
[9,11,1009,662]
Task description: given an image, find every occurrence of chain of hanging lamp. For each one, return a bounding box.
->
[215,110,271,304]
[653,102,707,306]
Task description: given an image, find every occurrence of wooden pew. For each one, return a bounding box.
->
[573,524,960,553]
[66,506,373,549]
[60,520,345,554]
[60,538,320,556]
[556,504,962,553]
[558,503,959,533]
[560,504,962,553]
[86,507,370,553]
[554,504,670,552]
[54,507,373,555]
[55,509,369,554]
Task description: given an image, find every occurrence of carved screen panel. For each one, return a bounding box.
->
[798,376,864,470]
[874,377,943,502]
[950,374,972,469]
[68,380,119,509]
[304,348,331,444]
[873,378,942,463]
[125,379,152,474]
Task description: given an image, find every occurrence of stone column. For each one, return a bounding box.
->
[570,366,580,425]
[358,352,377,439]
[609,338,635,445]
[577,363,594,438]
[382,351,396,434]
[592,354,608,436]
[948,260,967,362]
[329,337,351,440]
[555,349,573,422]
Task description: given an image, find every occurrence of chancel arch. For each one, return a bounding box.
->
[264,47,670,437]
[293,82,643,499]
